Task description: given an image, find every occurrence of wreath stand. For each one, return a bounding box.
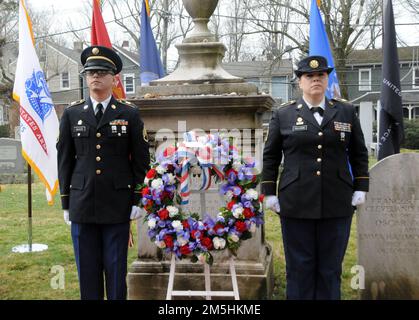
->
[166,191,240,300]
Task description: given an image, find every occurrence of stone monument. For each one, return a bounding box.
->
[0,138,27,184]
[127,0,274,299]
[357,153,419,299]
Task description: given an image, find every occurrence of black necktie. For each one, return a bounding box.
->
[95,103,103,124]
[311,106,324,116]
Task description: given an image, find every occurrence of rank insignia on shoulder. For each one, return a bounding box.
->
[332,97,349,104]
[118,99,133,106]
[143,128,149,142]
[280,100,296,107]
[69,99,85,107]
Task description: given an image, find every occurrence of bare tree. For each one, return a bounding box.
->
[402,0,419,14]
[239,0,382,97]
[0,0,18,93]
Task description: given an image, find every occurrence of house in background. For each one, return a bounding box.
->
[223,59,294,126]
[3,40,140,137]
[223,59,294,104]
[343,46,419,152]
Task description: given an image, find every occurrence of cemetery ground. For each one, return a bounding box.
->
[0,151,417,300]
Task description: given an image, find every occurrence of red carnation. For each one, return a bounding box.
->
[164,235,174,248]
[213,223,224,233]
[201,237,213,250]
[227,200,236,210]
[243,208,255,219]
[180,245,192,255]
[146,169,157,179]
[145,199,153,210]
[259,194,265,202]
[235,221,247,233]
[158,208,169,220]
[162,191,171,200]
[141,186,150,197]
[182,220,190,230]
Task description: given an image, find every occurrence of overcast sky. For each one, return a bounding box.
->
[27,0,419,51]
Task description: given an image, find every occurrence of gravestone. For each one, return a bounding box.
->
[357,153,419,299]
[0,138,24,174]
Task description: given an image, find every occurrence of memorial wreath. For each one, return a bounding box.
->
[136,131,265,264]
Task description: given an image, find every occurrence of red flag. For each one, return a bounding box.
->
[91,0,126,99]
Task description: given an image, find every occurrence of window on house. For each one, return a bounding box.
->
[61,71,70,89]
[271,76,288,101]
[359,69,371,91]
[124,74,135,94]
[413,67,419,89]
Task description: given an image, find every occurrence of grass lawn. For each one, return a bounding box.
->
[0,154,403,300]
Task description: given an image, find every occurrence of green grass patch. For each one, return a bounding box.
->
[0,155,385,299]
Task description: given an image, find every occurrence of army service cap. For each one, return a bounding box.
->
[81,45,123,74]
[295,55,333,78]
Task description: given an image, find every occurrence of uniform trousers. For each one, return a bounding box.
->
[71,222,130,300]
[280,215,353,300]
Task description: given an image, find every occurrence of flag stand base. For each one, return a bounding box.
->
[12,243,48,253]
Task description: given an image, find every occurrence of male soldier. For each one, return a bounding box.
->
[262,55,369,300]
[57,46,150,300]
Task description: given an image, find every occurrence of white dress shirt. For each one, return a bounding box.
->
[303,97,325,125]
[91,95,112,115]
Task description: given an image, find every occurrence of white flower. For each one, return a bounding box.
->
[166,173,176,185]
[224,190,234,201]
[147,218,157,229]
[229,233,240,243]
[172,220,183,231]
[167,206,179,218]
[156,165,166,175]
[233,206,244,219]
[246,189,259,200]
[177,236,189,247]
[144,177,150,185]
[155,240,166,248]
[151,178,163,189]
[213,237,226,250]
[249,222,257,233]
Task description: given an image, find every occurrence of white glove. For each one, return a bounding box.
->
[130,205,142,220]
[351,191,367,206]
[265,195,280,213]
[63,210,71,225]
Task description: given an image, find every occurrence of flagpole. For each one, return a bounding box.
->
[11,163,48,253]
[28,163,32,251]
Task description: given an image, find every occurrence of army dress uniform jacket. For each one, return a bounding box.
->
[57,97,150,224]
[262,98,369,219]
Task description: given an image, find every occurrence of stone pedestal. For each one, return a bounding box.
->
[127,0,275,300]
[127,94,275,300]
